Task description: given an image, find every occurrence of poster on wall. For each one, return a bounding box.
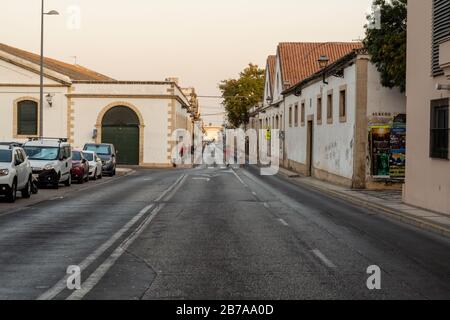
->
[371,126,391,177]
[389,114,407,178]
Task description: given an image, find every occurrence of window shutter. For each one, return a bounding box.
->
[18,100,38,135]
[432,0,450,77]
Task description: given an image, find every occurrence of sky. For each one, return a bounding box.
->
[1,0,372,125]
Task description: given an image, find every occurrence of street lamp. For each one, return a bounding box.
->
[318,55,329,85]
[39,0,59,138]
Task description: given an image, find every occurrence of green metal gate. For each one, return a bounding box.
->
[102,126,139,165]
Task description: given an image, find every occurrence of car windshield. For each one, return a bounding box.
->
[83,153,94,161]
[24,146,59,161]
[84,145,111,155]
[0,150,12,163]
[72,151,82,161]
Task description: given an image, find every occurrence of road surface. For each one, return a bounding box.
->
[0,166,449,300]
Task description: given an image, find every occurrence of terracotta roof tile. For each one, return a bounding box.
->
[0,43,114,81]
[266,55,276,95]
[278,42,363,90]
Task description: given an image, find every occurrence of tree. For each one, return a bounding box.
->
[364,0,407,92]
[219,64,265,128]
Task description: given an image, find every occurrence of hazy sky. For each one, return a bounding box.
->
[1,0,372,125]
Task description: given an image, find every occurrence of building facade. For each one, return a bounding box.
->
[283,50,406,189]
[0,44,197,167]
[255,43,406,189]
[404,0,450,214]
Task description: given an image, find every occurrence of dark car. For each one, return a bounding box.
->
[83,144,117,176]
[71,150,89,184]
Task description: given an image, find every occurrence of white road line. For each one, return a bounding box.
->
[312,249,337,269]
[67,204,164,300]
[37,174,186,301]
[263,202,270,208]
[230,169,248,187]
[192,177,210,182]
[278,218,289,226]
[67,174,187,300]
[252,192,257,196]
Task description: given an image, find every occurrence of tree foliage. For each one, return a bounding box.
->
[364,0,407,92]
[219,64,265,128]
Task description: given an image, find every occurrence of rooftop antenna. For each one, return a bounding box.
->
[70,55,78,65]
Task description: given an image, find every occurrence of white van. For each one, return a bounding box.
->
[23,138,72,189]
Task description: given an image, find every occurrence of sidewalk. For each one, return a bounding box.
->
[277,167,450,237]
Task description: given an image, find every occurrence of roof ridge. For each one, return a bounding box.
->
[0,43,114,81]
[276,41,363,88]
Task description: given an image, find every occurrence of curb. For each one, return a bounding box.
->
[278,171,450,238]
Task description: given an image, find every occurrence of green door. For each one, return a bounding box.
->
[102,126,139,165]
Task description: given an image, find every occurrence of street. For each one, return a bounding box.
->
[0,166,449,300]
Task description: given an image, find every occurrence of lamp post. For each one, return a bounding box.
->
[318,55,330,85]
[39,0,59,138]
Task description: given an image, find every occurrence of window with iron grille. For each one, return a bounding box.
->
[317,97,323,123]
[17,100,38,135]
[432,0,450,77]
[294,104,299,127]
[430,98,449,159]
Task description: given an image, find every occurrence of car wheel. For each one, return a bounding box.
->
[52,173,61,189]
[6,179,17,203]
[31,179,39,194]
[64,175,71,187]
[21,177,32,199]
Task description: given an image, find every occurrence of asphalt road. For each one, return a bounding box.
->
[0,166,449,300]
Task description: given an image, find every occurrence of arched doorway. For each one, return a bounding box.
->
[101,106,140,165]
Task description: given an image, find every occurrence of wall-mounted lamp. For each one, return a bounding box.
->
[45,93,54,107]
[318,55,330,85]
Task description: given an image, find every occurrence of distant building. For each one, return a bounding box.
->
[0,43,198,167]
[404,0,450,214]
[204,125,223,142]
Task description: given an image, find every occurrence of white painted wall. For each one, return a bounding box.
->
[71,83,185,165]
[0,58,191,166]
[272,55,284,104]
[281,59,406,182]
[284,64,357,180]
[0,59,69,142]
[367,63,406,116]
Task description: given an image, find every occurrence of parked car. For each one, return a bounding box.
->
[71,150,90,184]
[82,151,103,180]
[83,143,117,176]
[23,138,72,189]
[0,143,33,202]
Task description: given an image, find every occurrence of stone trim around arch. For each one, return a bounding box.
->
[13,96,40,139]
[95,101,145,166]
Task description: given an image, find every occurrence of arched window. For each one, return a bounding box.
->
[17,100,38,136]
